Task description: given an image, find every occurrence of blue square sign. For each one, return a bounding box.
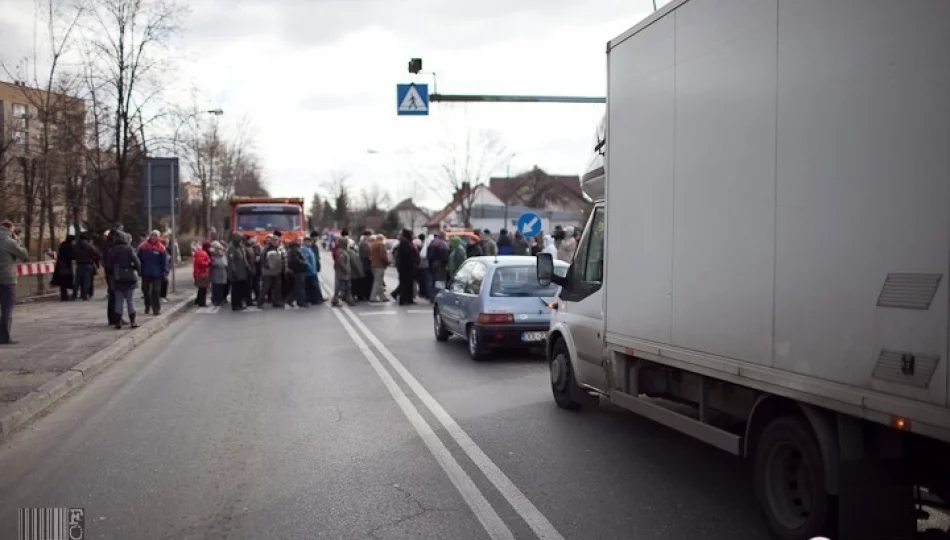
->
[397,83,429,116]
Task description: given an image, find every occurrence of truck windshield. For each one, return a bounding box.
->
[490,265,567,297]
[236,213,301,232]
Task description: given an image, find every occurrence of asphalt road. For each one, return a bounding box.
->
[0,271,775,540]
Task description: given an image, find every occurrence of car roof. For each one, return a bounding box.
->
[467,255,569,268]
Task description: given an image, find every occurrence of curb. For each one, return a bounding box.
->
[0,296,194,441]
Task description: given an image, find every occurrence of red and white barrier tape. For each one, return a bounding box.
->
[16,261,56,277]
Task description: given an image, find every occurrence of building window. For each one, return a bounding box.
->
[12,130,27,150]
[11,103,28,118]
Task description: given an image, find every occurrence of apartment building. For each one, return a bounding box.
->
[0,80,86,230]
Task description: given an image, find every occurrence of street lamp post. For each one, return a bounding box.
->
[165,108,223,294]
[503,152,517,228]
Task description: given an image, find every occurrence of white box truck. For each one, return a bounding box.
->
[536,1,950,539]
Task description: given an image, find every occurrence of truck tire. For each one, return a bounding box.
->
[754,415,834,540]
[550,338,586,410]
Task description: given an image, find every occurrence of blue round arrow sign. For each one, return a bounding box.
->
[516,212,543,238]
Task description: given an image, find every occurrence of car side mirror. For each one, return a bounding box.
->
[537,253,554,286]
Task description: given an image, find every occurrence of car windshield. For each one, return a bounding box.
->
[236,213,300,232]
[490,265,566,297]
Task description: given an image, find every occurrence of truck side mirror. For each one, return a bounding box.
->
[537,253,554,286]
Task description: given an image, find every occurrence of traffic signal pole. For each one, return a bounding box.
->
[406,58,605,105]
[430,94,604,104]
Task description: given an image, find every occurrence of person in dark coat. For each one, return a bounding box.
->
[73,233,100,300]
[356,230,373,301]
[51,235,76,301]
[226,233,251,311]
[105,232,141,329]
[496,229,513,255]
[395,229,419,306]
[104,224,125,326]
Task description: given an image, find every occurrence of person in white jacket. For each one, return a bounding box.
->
[541,234,558,257]
[556,227,577,262]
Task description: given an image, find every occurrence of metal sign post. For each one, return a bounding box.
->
[170,159,177,294]
[146,161,153,232]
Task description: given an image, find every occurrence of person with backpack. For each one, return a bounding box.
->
[286,238,309,308]
[106,232,141,329]
[259,235,286,308]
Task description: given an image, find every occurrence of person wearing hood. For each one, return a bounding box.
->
[556,226,578,263]
[496,229,513,256]
[209,241,228,306]
[51,235,76,301]
[447,235,467,278]
[332,237,356,307]
[138,230,168,315]
[227,233,251,311]
[302,236,322,305]
[106,232,141,329]
[542,234,558,257]
[193,241,211,307]
[0,221,30,344]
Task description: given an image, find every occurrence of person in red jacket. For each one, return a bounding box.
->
[192,241,211,307]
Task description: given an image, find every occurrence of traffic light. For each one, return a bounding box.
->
[408,58,422,74]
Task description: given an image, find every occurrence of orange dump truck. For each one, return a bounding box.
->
[228,197,307,244]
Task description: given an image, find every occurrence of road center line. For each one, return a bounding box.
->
[341,307,567,540]
[329,308,516,540]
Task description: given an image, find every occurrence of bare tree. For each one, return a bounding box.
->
[308,192,323,226]
[323,171,351,229]
[359,184,391,213]
[427,128,508,228]
[81,0,184,225]
[183,118,221,236]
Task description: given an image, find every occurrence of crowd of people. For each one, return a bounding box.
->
[324,223,583,310]
[190,231,324,311]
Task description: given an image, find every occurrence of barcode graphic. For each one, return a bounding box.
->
[16,508,84,540]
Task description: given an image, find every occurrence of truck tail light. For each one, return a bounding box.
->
[477,313,514,324]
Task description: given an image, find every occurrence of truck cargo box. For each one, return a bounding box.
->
[604,0,950,439]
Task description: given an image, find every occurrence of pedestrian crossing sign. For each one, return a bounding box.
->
[396,83,429,116]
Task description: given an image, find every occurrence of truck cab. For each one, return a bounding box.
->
[543,114,609,407]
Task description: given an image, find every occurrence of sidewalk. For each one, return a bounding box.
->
[0,267,195,436]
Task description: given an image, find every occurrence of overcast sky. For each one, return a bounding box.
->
[1,0,662,210]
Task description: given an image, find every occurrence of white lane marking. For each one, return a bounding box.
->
[342,308,566,540]
[407,309,432,314]
[330,309,516,540]
[359,311,399,316]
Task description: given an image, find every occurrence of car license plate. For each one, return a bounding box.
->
[521,331,547,343]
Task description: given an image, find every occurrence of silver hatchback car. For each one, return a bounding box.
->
[433,256,569,360]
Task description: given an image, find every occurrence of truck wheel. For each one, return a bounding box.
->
[754,415,834,540]
[550,338,586,410]
[433,309,450,342]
